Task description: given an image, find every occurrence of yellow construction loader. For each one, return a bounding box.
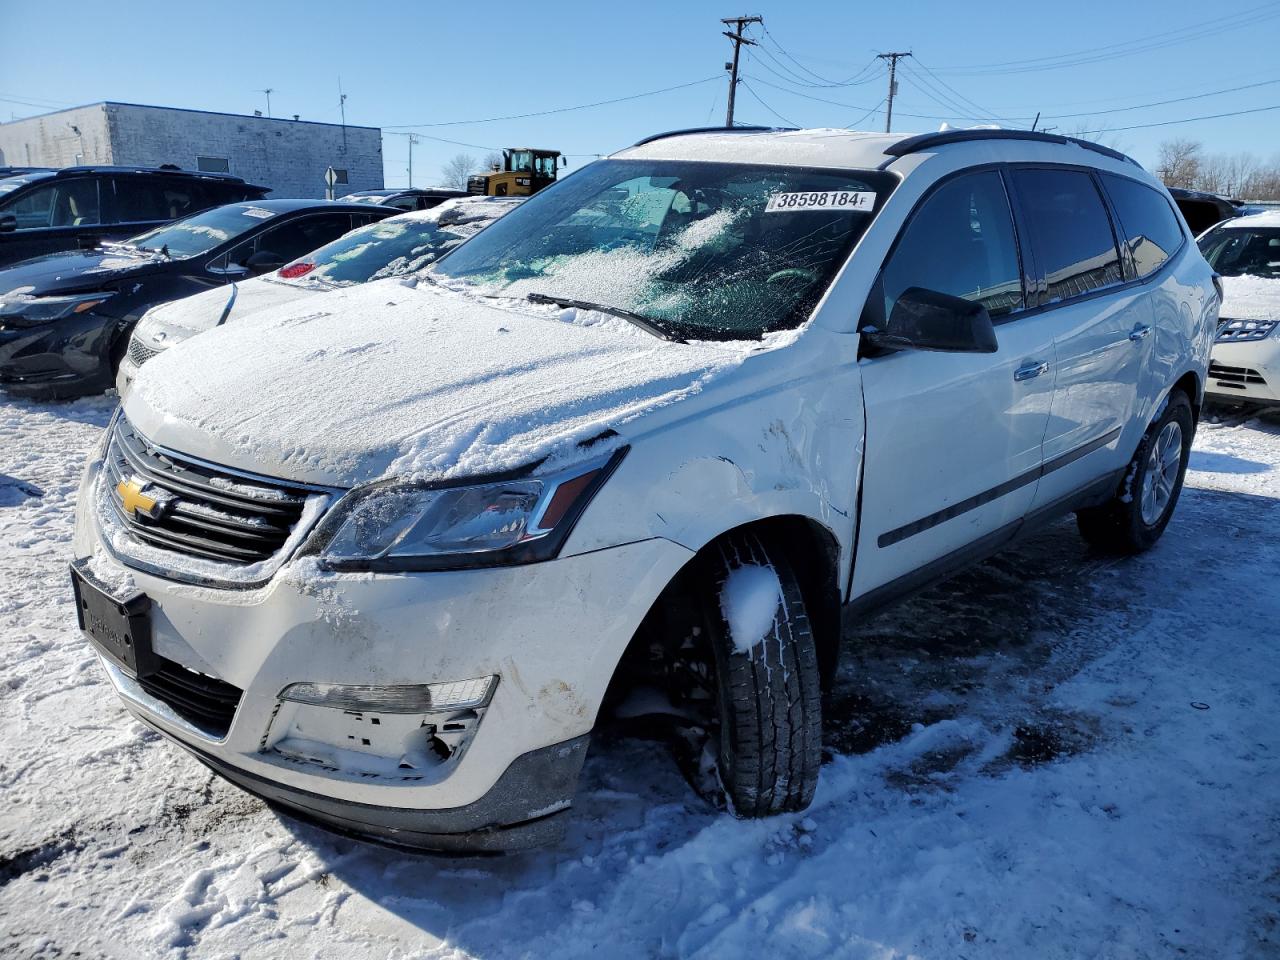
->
[467,148,564,197]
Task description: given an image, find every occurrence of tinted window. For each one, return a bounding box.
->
[1103,175,1184,278]
[880,170,1023,321]
[253,213,355,262]
[1198,226,1280,279]
[112,177,207,224]
[432,158,896,341]
[1012,169,1122,303]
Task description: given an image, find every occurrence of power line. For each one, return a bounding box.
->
[758,24,882,87]
[746,74,968,122]
[906,58,1019,126]
[739,80,800,127]
[930,2,1280,76]
[1042,78,1280,120]
[1080,103,1280,135]
[846,97,887,130]
[384,76,722,129]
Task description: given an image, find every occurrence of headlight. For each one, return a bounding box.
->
[313,449,624,571]
[0,291,115,327]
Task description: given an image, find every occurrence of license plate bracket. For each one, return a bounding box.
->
[70,562,155,679]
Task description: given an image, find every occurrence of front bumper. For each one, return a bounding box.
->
[1206,338,1280,405]
[74,454,693,849]
[0,309,119,397]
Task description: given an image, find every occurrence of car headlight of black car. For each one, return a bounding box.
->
[0,291,115,327]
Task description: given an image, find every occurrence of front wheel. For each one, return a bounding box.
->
[700,531,822,817]
[1076,390,1194,554]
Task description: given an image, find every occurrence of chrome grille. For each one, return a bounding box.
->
[104,418,312,566]
[126,335,162,367]
[1215,317,1277,343]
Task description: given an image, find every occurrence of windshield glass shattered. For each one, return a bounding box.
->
[431,159,895,340]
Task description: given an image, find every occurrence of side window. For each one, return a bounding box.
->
[1,183,56,229]
[254,214,355,262]
[1011,169,1122,303]
[49,179,101,227]
[880,170,1024,321]
[1101,175,1185,278]
[111,178,166,223]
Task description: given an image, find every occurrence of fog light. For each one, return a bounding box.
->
[279,676,496,714]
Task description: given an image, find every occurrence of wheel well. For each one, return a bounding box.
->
[605,516,843,710]
[1172,370,1201,421]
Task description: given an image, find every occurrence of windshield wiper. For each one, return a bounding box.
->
[525,292,683,343]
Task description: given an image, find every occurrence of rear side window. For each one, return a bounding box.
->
[880,170,1024,320]
[249,213,355,263]
[1012,169,1122,304]
[112,178,207,224]
[1102,175,1184,278]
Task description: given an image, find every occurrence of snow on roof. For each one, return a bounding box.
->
[1221,208,1280,229]
[614,128,910,170]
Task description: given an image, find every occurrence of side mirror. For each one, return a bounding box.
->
[864,287,998,354]
[0,214,16,234]
[244,249,284,274]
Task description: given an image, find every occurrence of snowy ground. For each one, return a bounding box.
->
[1,395,1278,959]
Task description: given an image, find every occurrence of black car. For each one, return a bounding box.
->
[1168,187,1242,236]
[0,199,392,398]
[338,187,467,211]
[0,166,270,267]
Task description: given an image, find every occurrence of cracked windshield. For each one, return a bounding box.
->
[432,159,895,340]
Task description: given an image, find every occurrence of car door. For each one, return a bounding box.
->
[1008,167,1154,513]
[852,168,1059,598]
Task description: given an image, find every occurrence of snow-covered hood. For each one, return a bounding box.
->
[124,280,762,488]
[1220,274,1280,321]
[134,276,321,348]
[0,248,166,298]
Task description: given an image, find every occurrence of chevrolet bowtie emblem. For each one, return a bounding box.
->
[116,477,172,520]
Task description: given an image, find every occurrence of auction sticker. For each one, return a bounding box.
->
[241,206,276,219]
[766,191,876,212]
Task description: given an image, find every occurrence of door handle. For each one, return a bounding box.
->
[1128,324,1152,342]
[1014,360,1050,382]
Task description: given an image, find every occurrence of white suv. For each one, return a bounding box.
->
[72,127,1217,851]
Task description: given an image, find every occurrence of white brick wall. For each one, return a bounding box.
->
[0,103,383,198]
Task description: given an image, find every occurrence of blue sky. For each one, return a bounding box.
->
[5,0,1279,188]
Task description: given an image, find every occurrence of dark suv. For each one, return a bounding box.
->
[0,199,391,398]
[0,166,270,267]
[338,187,466,211]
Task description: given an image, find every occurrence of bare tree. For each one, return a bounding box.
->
[483,151,503,172]
[441,153,477,190]
[1156,139,1202,190]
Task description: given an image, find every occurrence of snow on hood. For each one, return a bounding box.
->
[125,279,765,488]
[134,276,319,342]
[1220,274,1280,320]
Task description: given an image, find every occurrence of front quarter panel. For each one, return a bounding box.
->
[563,330,864,584]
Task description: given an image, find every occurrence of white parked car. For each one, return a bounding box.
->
[115,196,521,393]
[72,127,1216,851]
[1197,209,1280,406]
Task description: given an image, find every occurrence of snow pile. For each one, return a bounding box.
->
[126,280,765,487]
[719,563,782,654]
[1219,273,1280,320]
[1,398,1279,957]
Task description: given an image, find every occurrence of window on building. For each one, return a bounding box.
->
[1011,168,1123,303]
[1102,175,1185,278]
[879,170,1024,321]
[332,169,349,185]
[197,156,230,173]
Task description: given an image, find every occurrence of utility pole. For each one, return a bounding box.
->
[876,52,911,133]
[721,15,761,128]
[259,88,275,118]
[388,132,421,187]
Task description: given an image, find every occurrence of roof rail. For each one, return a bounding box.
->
[883,129,1139,167]
[55,164,252,182]
[631,125,795,147]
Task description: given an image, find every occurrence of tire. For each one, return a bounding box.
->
[700,531,822,817]
[1076,390,1194,554]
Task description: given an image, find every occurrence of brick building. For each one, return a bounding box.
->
[0,102,383,198]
